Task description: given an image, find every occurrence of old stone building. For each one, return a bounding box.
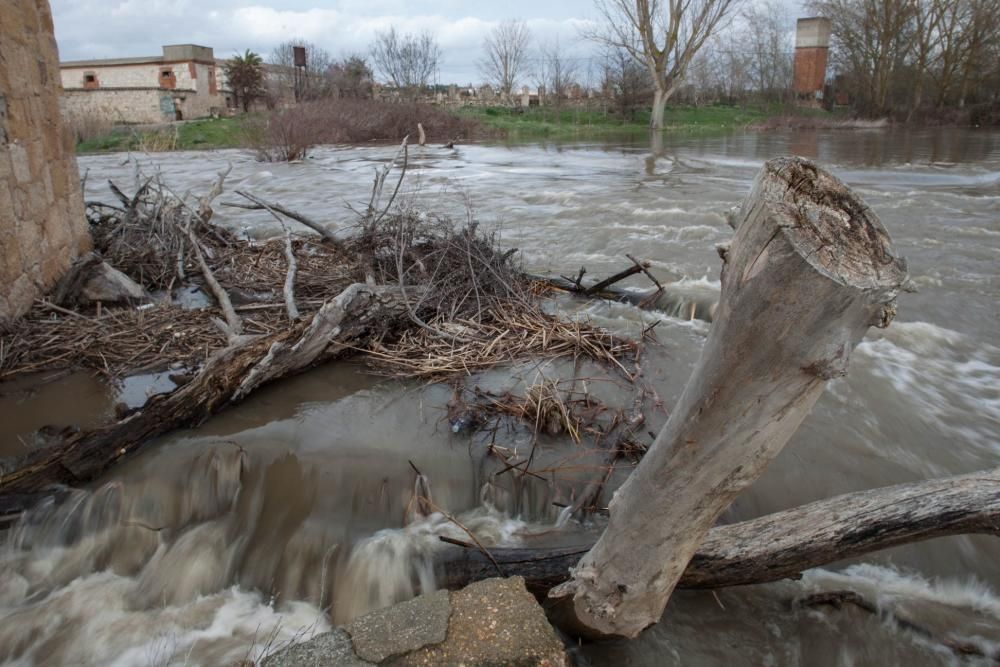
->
[61,44,227,123]
[1,0,90,321]
[794,17,832,106]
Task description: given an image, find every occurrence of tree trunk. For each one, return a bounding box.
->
[547,157,908,638]
[438,467,1000,592]
[650,87,666,130]
[0,284,414,507]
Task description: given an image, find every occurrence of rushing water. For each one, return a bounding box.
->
[2,128,999,665]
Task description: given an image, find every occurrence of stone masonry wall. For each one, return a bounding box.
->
[62,88,176,125]
[61,61,225,123]
[0,0,90,321]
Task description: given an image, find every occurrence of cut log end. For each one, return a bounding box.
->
[759,157,908,292]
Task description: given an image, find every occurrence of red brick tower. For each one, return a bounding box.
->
[794,17,831,107]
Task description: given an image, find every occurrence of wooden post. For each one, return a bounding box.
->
[548,157,908,638]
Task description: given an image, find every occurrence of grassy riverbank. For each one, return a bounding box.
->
[75,117,246,154]
[73,104,851,155]
[456,103,847,137]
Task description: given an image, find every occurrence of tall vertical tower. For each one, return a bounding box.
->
[793,17,832,106]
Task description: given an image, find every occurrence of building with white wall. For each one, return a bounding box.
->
[60,44,228,124]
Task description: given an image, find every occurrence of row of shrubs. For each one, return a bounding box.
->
[244,99,487,161]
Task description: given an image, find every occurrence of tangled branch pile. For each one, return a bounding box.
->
[1,148,639,389]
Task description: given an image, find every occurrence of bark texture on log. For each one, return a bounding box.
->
[438,467,1000,591]
[0,284,411,505]
[549,157,908,638]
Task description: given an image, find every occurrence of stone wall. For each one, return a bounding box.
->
[0,0,90,322]
[60,50,226,123]
[62,88,178,124]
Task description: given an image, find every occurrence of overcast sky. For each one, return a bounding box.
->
[50,0,804,84]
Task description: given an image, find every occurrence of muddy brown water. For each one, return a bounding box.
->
[1,128,998,666]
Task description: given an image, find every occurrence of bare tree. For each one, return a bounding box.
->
[809,0,914,115]
[741,0,793,102]
[270,39,334,102]
[535,39,580,116]
[370,27,441,98]
[601,45,653,121]
[328,54,374,99]
[586,0,743,129]
[479,19,532,101]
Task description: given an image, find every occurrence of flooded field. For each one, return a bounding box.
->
[1,127,998,665]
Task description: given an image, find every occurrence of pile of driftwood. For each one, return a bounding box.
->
[0,144,660,514]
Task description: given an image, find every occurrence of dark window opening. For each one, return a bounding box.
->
[159,69,177,90]
[84,74,96,83]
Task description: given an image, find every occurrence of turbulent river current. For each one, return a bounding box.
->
[1,128,998,665]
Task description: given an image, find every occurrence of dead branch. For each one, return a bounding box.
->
[438,466,1000,591]
[0,284,414,506]
[584,261,649,295]
[625,253,663,290]
[197,164,232,223]
[283,229,300,321]
[229,191,340,245]
[184,218,243,339]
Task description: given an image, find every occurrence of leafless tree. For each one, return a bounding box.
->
[601,45,654,121]
[585,0,744,129]
[807,0,1000,119]
[535,39,580,115]
[270,39,334,102]
[809,0,916,115]
[370,27,441,97]
[741,0,793,102]
[478,19,532,101]
[328,54,374,99]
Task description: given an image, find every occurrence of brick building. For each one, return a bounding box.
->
[1,0,90,321]
[60,44,228,124]
[793,18,832,106]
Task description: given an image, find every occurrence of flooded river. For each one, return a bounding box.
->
[1,128,998,665]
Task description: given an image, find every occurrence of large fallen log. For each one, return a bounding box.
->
[0,284,414,510]
[438,467,1000,591]
[548,157,909,638]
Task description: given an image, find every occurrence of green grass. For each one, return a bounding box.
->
[176,117,245,149]
[458,103,843,138]
[75,117,246,154]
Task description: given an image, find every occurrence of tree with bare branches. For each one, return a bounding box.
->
[535,39,580,117]
[270,39,334,102]
[479,19,532,101]
[586,0,743,129]
[370,27,441,98]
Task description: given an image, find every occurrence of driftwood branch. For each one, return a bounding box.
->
[283,229,300,321]
[584,261,648,295]
[0,284,414,508]
[228,192,340,245]
[625,253,663,290]
[184,220,243,339]
[438,467,1000,591]
[551,157,909,638]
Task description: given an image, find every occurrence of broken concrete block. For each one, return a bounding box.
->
[345,589,452,663]
[394,577,567,666]
[262,628,373,667]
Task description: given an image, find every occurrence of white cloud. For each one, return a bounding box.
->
[47,1,698,83]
